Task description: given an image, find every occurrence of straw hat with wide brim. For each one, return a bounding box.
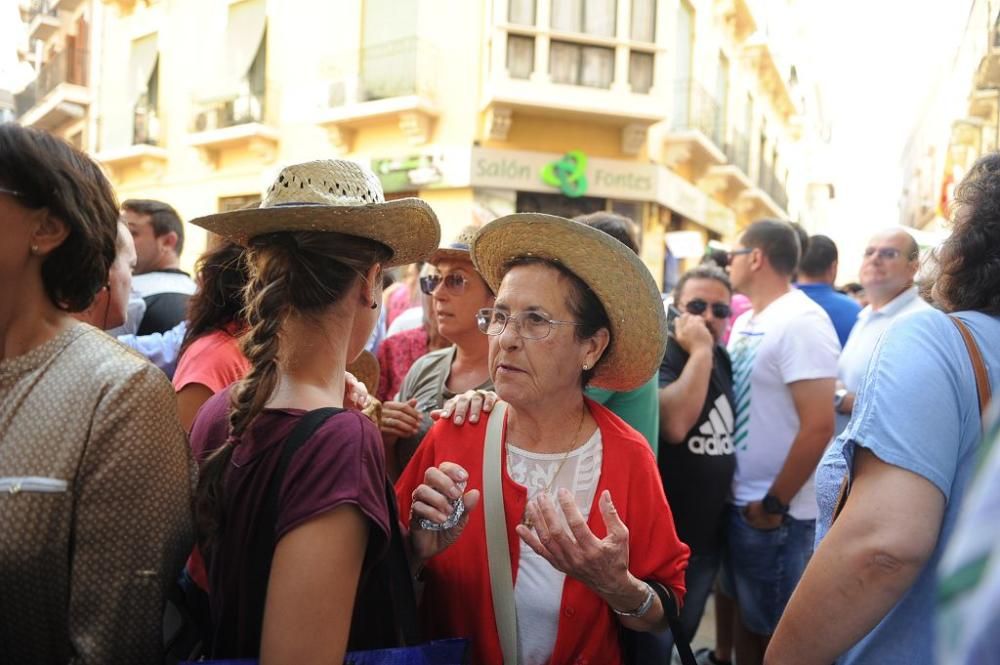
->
[471,213,666,392]
[347,350,380,396]
[428,225,480,264]
[190,159,440,267]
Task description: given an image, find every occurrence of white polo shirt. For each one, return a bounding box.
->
[835,286,931,434]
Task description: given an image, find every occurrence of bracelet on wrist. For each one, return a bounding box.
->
[612,581,656,618]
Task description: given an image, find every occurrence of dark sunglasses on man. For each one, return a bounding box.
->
[684,298,732,319]
[419,273,468,296]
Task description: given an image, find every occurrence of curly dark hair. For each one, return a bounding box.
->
[927,153,1000,314]
[0,125,118,312]
[180,240,250,356]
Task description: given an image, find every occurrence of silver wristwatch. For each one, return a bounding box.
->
[834,388,848,413]
[613,582,656,618]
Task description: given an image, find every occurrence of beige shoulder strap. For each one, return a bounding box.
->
[483,402,518,665]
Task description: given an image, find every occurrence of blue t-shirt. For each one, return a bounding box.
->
[816,309,1000,664]
[796,283,861,347]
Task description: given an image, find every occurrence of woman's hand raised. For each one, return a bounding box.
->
[408,462,481,564]
[516,489,631,597]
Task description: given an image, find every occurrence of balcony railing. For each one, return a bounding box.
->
[26,0,59,21]
[191,91,265,132]
[327,37,438,107]
[723,130,750,174]
[672,79,723,147]
[133,100,161,146]
[15,48,88,119]
[758,160,788,211]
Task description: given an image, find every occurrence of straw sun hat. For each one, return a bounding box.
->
[471,213,667,392]
[428,224,480,264]
[190,159,440,267]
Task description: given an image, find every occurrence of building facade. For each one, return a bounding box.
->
[900,0,998,233]
[13,0,828,287]
[12,0,94,147]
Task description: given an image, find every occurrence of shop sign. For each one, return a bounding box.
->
[471,147,657,202]
[372,153,444,193]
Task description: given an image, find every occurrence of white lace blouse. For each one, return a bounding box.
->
[506,429,603,665]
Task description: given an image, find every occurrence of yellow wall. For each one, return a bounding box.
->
[92,0,816,278]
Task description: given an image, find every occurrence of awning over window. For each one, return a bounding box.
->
[104,33,159,150]
[127,33,159,105]
[212,0,266,102]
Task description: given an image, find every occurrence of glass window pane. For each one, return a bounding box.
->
[551,0,582,32]
[507,35,535,79]
[550,41,581,84]
[630,0,655,42]
[584,0,617,37]
[629,51,653,93]
[580,45,614,88]
[508,0,536,25]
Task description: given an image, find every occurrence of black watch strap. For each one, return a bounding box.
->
[762,493,789,515]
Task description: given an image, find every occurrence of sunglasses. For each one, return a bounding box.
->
[725,248,753,264]
[419,273,468,296]
[684,299,732,319]
[863,247,904,261]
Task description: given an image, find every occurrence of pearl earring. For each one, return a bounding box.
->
[582,363,589,370]
[30,244,39,254]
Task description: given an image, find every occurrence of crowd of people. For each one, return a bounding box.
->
[1,121,999,665]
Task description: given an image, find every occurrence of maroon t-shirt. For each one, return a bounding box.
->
[190,389,392,655]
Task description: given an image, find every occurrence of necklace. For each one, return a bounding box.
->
[519,406,587,529]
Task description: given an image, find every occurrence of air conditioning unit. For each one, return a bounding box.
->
[328,74,360,107]
[194,108,219,132]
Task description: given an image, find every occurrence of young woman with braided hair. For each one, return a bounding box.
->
[186,160,440,664]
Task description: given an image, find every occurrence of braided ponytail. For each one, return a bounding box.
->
[195,230,391,549]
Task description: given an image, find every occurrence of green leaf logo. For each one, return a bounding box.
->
[541,150,589,198]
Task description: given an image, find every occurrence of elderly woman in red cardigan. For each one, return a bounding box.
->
[397,214,690,665]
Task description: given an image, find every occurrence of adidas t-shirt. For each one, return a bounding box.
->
[658,339,736,554]
[727,289,839,520]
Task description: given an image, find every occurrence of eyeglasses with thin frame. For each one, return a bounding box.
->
[419,273,468,296]
[476,307,582,340]
[863,247,906,261]
[0,188,24,198]
[684,299,732,319]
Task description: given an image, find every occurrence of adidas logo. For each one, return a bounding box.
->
[687,394,735,456]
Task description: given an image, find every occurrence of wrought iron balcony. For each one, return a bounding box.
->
[191,91,266,133]
[16,48,90,130]
[25,0,61,42]
[318,37,440,151]
[132,100,161,146]
[662,79,727,169]
[723,130,750,175]
[757,160,788,212]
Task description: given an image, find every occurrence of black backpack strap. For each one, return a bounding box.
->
[382,480,422,645]
[235,407,344,654]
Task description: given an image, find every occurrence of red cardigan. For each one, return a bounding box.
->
[396,399,689,665]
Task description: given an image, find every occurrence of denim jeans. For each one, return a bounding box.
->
[724,504,815,635]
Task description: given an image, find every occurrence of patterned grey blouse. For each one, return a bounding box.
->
[0,322,194,664]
